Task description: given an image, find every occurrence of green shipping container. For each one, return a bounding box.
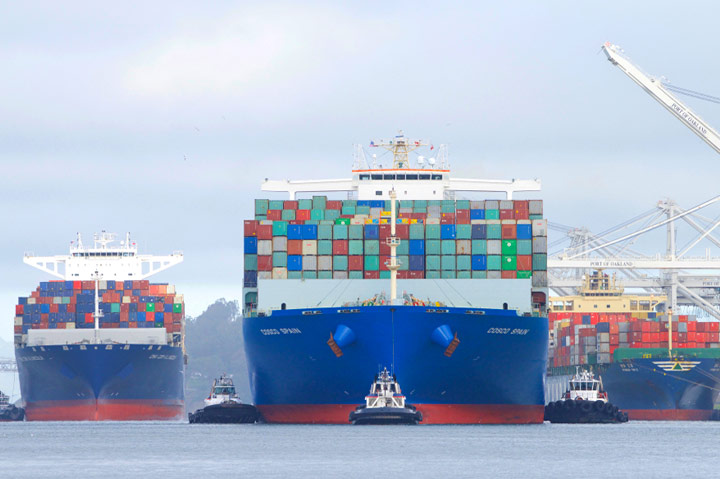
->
[426,255,440,270]
[533,254,547,270]
[356,206,371,215]
[364,256,380,271]
[342,206,356,216]
[298,199,313,210]
[349,271,363,279]
[441,270,456,279]
[487,255,501,270]
[380,271,391,279]
[502,239,517,255]
[472,271,488,279]
[365,240,380,255]
[348,240,363,255]
[244,254,258,271]
[485,209,500,220]
[272,221,288,236]
[456,200,470,210]
[426,240,441,255]
[456,224,472,239]
[173,303,182,313]
[310,209,325,221]
[110,303,121,313]
[400,200,413,208]
[441,240,456,255]
[303,271,318,280]
[424,270,440,279]
[414,200,428,208]
[255,215,267,221]
[273,252,287,267]
[146,302,155,312]
[288,271,302,279]
[529,214,543,220]
[502,255,517,271]
[335,218,350,226]
[281,209,296,221]
[349,225,364,239]
[255,199,269,215]
[318,224,333,240]
[342,199,357,208]
[325,209,341,221]
[398,255,409,271]
[456,255,471,271]
[409,224,425,239]
[333,224,349,239]
[396,241,409,255]
[333,256,348,271]
[426,224,441,239]
[472,240,487,255]
[312,195,327,209]
[441,255,455,271]
[517,270,533,279]
[318,271,333,279]
[269,200,284,210]
[318,240,332,255]
[487,223,502,239]
[517,239,532,255]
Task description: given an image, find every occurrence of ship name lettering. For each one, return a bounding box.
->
[487,327,511,334]
[279,328,302,334]
[510,328,529,335]
[149,354,177,360]
[261,329,281,335]
[18,355,44,361]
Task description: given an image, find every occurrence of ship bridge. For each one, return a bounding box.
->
[261,132,541,201]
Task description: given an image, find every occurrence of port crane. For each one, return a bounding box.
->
[601,42,720,154]
[549,43,720,319]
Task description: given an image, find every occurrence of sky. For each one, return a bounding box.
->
[2,1,720,342]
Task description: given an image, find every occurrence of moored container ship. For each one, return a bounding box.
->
[14,232,186,421]
[242,132,550,424]
[547,271,720,420]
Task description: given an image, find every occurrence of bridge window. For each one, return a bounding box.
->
[359,174,370,180]
[371,174,382,180]
[406,174,418,180]
[383,174,395,180]
[396,174,405,180]
[376,191,382,196]
[432,174,443,180]
[419,174,430,180]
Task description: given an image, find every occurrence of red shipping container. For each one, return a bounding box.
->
[697,322,706,332]
[120,312,129,322]
[710,322,720,332]
[14,325,21,334]
[244,220,258,236]
[287,240,303,255]
[15,305,23,315]
[289,220,304,225]
[379,241,390,255]
[408,270,424,279]
[709,332,719,343]
[397,271,410,279]
[364,271,380,279]
[85,313,93,323]
[257,256,273,271]
[348,256,363,271]
[516,255,532,271]
[333,240,348,255]
[266,210,282,221]
[688,342,697,348]
[82,281,94,290]
[501,270,517,279]
[67,304,75,313]
[456,210,470,222]
[501,224,516,239]
[56,323,65,329]
[380,256,390,271]
[129,322,137,328]
[50,304,58,313]
[326,200,342,210]
[687,331,696,342]
[379,225,391,239]
[499,209,515,220]
[283,201,298,210]
[688,321,697,332]
[73,281,81,289]
[610,334,619,345]
[296,210,310,221]
[440,215,455,225]
[678,332,688,342]
[609,323,619,334]
[173,313,182,322]
[257,225,273,240]
[146,312,155,322]
[396,224,409,238]
[130,296,139,303]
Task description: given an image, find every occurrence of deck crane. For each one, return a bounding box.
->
[602,42,720,154]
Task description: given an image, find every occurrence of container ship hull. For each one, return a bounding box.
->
[16,344,185,421]
[599,357,720,420]
[244,305,548,424]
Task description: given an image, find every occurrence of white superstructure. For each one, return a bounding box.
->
[23,231,183,281]
[261,131,541,200]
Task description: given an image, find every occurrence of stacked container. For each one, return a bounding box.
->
[547,312,719,367]
[14,280,185,347]
[245,196,547,287]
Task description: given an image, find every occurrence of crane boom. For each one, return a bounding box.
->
[602,42,720,155]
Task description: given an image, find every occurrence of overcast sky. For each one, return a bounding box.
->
[2,1,720,341]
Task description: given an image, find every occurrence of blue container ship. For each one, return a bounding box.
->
[14,232,186,421]
[242,133,550,424]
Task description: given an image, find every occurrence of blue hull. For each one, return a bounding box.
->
[600,358,720,420]
[243,305,548,424]
[16,344,185,421]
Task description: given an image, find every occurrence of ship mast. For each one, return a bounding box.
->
[371,131,427,169]
[92,270,103,343]
[388,189,400,304]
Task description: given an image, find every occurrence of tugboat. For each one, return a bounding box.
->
[545,369,628,424]
[349,368,422,425]
[0,390,24,422]
[188,375,258,424]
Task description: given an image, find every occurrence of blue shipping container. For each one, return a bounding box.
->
[244,237,258,254]
[288,255,303,271]
[287,225,303,240]
[302,224,318,240]
[409,255,425,271]
[365,224,379,239]
[516,224,532,240]
[472,255,487,271]
[441,225,456,239]
[409,239,425,255]
[470,209,485,220]
[471,224,487,239]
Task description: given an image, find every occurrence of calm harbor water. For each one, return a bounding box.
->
[0,421,717,478]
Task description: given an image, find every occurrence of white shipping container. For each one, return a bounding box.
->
[318,256,333,271]
[302,240,318,255]
[487,271,501,279]
[532,271,548,287]
[485,200,499,209]
[303,255,317,271]
[529,200,543,215]
[333,271,348,279]
[532,219,548,237]
[619,332,628,342]
[456,240,471,255]
[258,271,272,280]
[532,237,547,254]
[14,317,22,326]
[499,200,513,210]
[166,285,176,294]
[272,267,288,279]
[597,353,611,364]
[27,298,36,304]
[258,240,273,255]
[272,236,288,252]
[470,201,484,209]
[598,333,610,342]
[65,323,75,329]
[426,218,441,224]
[598,343,610,353]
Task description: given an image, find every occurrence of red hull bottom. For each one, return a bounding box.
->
[25,399,184,421]
[258,404,544,424]
[626,409,713,421]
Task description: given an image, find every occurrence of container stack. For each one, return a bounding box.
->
[14,280,185,347]
[547,312,720,367]
[244,196,547,287]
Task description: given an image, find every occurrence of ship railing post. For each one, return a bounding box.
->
[388,189,400,304]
